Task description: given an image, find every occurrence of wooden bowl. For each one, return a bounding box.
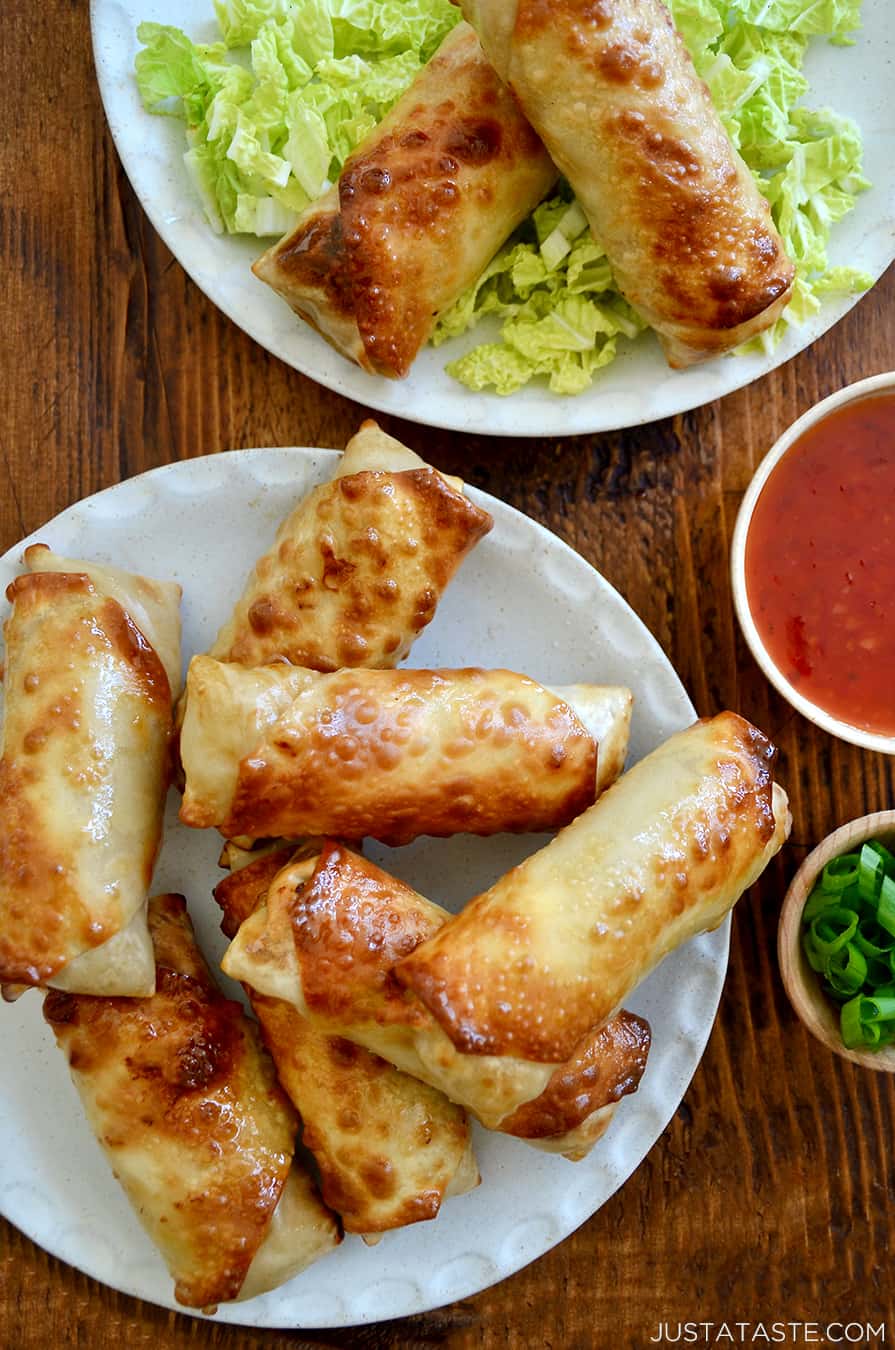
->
[778,811,895,1071]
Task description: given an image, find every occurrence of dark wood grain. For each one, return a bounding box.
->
[2,3,895,1347]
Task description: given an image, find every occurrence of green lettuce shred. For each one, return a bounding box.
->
[135,0,870,394]
[134,0,459,235]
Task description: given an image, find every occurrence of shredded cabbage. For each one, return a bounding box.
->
[135,0,459,234]
[135,0,871,394]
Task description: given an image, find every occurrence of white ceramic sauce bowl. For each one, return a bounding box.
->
[730,370,895,754]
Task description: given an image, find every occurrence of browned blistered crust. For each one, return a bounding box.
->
[0,573,171,986]
[215,847,298,938]
[222,668,597,845]
[252,22,557,377]
[289,842,442,1029]
[0,751,85,984]
[396,713,784,1062]
[211,465,492,672]
[251,993,473,1232]
[499,1010,650,1138]
[261,843,650,1142]
[44,895,302,1309]
[5,575,172,714]
[214,849,476,1234]
[461,0,795,364]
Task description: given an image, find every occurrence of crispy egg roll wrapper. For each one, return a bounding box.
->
[44,894,340,1310]
[398,713,792,1062]
[209,421,493,671]
[25,545,182,695]
[222,843,650,1157]
[179,658,632,845]
[498,1011,651,1158]
[460,0,795,365]
[253,24,557,378]
[214,851,479,1235]
[0,546,182,995]
[219,837,308,873]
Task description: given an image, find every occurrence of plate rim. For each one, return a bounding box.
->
[0,446,730,1328]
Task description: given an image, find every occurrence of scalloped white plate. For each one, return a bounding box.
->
[0,449,725,1328]
[89,0,894,436]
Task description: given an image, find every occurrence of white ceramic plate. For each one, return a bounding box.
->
[89,0,895,437]
[0,448,724,1328]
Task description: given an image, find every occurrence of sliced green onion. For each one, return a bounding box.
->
[866,956,894,988]
[878,875,895,937]
[802,836,895,1054]
[802,931,826,974]
[841,995,866,1048]
[840,996,889,1048]
[859,995,895,1023]
[819,853,861,893]
[866,839,895,873]
[803,887,840,921]
[808,908,858,959]
[825,943,868,997]
[836,882,867,915]
[853,921,895,958]
[858,844,884,902]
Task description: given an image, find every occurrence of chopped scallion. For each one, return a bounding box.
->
[858,844,883,902]
[808,909,858,959]
[825,944,868,998]
[819,853,860,894]
[801,836,895,1052]
[877,875,895,937]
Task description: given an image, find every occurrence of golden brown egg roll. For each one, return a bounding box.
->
[252,23,558,378]
[459,0,795,365]
[179,657,632,845]
[0,546,181,996]
[221,843,650,1158]
[208,420,493,671]
[397,713,791,1062]
[214,850,479,1236]
[498,1010,652,1159]
[43,894,340,1310]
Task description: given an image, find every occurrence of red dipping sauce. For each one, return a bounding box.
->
[745,392,895,737]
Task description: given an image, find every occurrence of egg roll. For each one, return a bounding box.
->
[43,893,340,1311]
[252,23,557,378]
[459,0,795,366]
[222,843,650,1158]
[0,546,181,996]
[214,849,479,1235]
[398,713,791,1062]
[179,657,633,845]
[209,421,493,671]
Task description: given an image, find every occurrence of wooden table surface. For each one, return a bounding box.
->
[2,4,894,1348]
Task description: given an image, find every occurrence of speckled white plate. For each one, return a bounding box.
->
[89,0,894,436]
[0,449,724,1328]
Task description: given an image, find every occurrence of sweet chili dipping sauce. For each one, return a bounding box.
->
[745,392,895,736]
